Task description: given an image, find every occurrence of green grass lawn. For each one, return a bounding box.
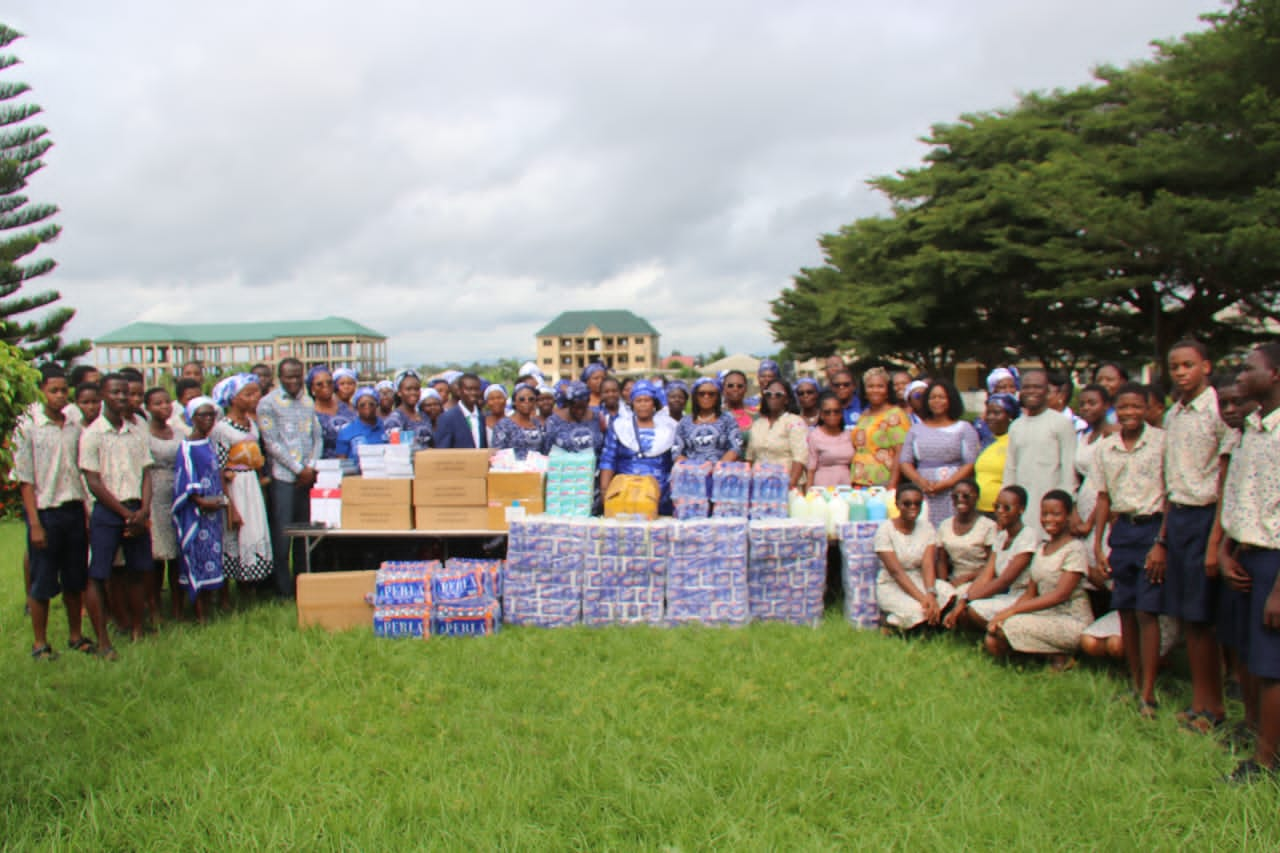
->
[0,519,1276,850]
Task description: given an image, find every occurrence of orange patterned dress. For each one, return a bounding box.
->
[851,406,909,487]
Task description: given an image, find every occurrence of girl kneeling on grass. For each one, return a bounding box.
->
[874,483,956,632]
[945,485,1039,633]
[985,490,1093,670]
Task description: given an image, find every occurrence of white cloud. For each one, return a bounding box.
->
[6,0,1214,364]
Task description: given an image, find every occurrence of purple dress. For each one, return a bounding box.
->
[172,437,225,600]
[491,417,547,460]
[899,421,980,523]
[316,402,356,459]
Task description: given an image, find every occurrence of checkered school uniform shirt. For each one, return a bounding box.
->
[78,415,153,503]
[1222,409,1280,551]
[1091,425,1166,517]
[1163,386,1233,507]
[12,408,85,508]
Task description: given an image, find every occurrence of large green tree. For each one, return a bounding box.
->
[0,25,86,363]
[772,0,1280,377]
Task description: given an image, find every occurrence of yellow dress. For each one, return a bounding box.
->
[851,406,909,487]
[974,433,1008,513]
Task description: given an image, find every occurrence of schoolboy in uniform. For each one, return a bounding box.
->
[79,373,154,656]
[1159,340,1235,733]
[1093,382,1167,718]
[1220,343,1280,782]
[14,365,92,660]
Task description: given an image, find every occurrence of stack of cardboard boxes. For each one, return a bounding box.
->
[413,449,492,531]
[340,477,413,530]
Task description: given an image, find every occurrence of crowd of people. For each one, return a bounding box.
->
[12,340,1280,782]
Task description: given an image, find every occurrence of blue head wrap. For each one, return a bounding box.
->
[352,386,378,408]
[629,380,665,406]
[375,380,395,394]
[691,376,721,394]
[306,365,330,389]
[580,363,607,383]
[212,373,259,411]
[393,368,420,389]
[985,367,1020,394]
[421,388,442,402]
[441,370,463,383]
[557,380,590,407]
[665,380,689,398]
[485,384,508,401]
[333,367,358,384]
[794,377,820,394]
[988,392,1021,420]
[758,359,780,377]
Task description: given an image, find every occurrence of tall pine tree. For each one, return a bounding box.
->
[0,25,86,363]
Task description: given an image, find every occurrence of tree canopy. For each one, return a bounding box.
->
[770,0,1280,377]
[0,25,86,363]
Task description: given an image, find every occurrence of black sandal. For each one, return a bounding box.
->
[68,637,96,654]
[31,644,59,662]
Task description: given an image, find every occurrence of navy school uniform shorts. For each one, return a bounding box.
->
[1243,547,1280,681]
[1107,517,1164,614]
[1163,503,1219,623]
[26,501,88,600]
[88,501,153,581]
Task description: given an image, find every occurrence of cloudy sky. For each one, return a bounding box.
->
[7,0,1213,368]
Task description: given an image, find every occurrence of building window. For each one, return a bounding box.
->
[542,339,553,347]
[542,358,553,366]
[635,336,644,344]
[562,339,572,348]
[588,338,600,352]
[635,354,645,363]
[562,356,573,365]
[618,354,628,363]
[617,337,628,347]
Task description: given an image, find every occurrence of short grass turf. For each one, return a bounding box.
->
[0,520,1277,850]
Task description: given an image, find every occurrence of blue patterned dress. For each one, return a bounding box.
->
[316,401,356,459]
[491,417,547,460]
[673,413,743,464]
[542,414,604,457]
[899,420,981,524]
[172,437,225,599]
[383,408,432,451]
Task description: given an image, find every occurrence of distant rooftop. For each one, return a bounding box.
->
[96,316,386,344]
[536,310,659,337]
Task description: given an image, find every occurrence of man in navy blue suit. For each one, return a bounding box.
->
[432,373,487,448]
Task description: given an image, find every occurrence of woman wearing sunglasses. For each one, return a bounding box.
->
[745,380,807,491]
[794,378,822,427]
[673,377,742,465]
[806,392,854,489]
[874,483,957,631]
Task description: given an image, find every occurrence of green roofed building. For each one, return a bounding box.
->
[94,316,388,384]
[535,310,660,378]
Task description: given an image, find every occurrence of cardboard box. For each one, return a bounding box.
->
[341,503,413,531]
[297,570,376,632]
[414,505,490,531]
[486,497,544,531]
[414,449,491,480]
[341,477,412,506]
[413,478,488,506]
[486,472,544,503]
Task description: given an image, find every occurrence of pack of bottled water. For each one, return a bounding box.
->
[748,463,791,519]
[673,499,710,520]
[838,521,883,629]
[432,599,501,637]
[373,605,431,639]
[665,519,749,626]
[671,460,713,520]
[710,461,751,503]
[374,560,439,607]
[431,559,501,603]
[746,520,827,627]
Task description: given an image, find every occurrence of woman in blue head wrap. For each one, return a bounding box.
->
[599,381,678,515]
[492,383,547,460]
[757,359,781,390]
[664,380,689,422]
[793,377,822,427]
[543,380,604,457]
[307,366,356,459]
[535,384,556,421]
[973,392,1022,515]
[332,367,358,408]
[335,387,388,466]
[208,375,273,591]
[673,377,743,465]
[383,369,431,451]
[581,363,608,410]
[375,380,396,418]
